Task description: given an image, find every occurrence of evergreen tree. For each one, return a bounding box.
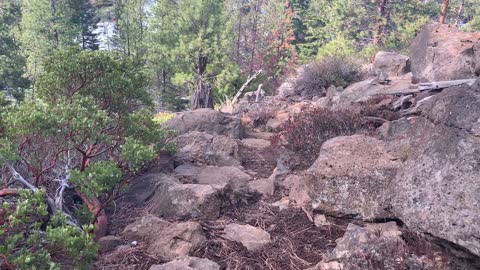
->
[146,0,239,109]
[113,0,146,57]
[73,0,100,50]
[0,0,30,99]
[19,0,81,83]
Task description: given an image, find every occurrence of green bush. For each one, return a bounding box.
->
[0,190,97,269]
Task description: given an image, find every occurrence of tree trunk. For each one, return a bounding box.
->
[373,0,388,46]
[191,54,213,109]
[440,0,450,24]
[454,0,465,27]
[77,191,108,240]
[191,79,213,110]
[249,0,260,74]
[50,0,59,49]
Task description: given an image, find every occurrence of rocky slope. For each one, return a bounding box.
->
[95,24,480,270]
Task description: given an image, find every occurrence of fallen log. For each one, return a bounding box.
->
[231,70,262,105]
[384,78,477,96]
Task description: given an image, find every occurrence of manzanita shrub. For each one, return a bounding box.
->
[0,48,174,268]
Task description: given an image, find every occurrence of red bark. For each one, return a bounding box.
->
[440,0,450,24]
[76,190,108,240]
[0,188,20,197]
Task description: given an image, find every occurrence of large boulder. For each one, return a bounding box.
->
[372,51,410,76]
[149,257,220,270]
[165,108,244,138]
[148,182,223,220]
[308,222,451,270]
[383,83,480,257]
[306,135,401,219]
[122,215,206,260]
[410,23,480,82]
[174,132,241,167]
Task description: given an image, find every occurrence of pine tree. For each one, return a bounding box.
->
[19,0,81,82]
[113,0,146,57]
[72,0,100,50]
[146,0,239,110]
[0,0,31,98]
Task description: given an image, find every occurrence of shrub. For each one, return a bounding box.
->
[0,49,175,267]
[294,56,361,98]
[272,108,371,168]
[0,190,97,269]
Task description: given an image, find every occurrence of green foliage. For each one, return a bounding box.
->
[36,48,151,113]
[0,190,97,269]
[145,0,240,107]
[0,0,30,99]
[0,48,174,268]
[71,161,123,197]
[113,0,146,57]
[19,0,81,77]
[121,138,156,172]
[153,112,176,124]
[299,0,439,59]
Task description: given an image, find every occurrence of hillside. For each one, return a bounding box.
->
[92,24,480,270]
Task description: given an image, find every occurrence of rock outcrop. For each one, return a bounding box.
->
[386,82,480,257]
[148,183,223,220]
[410,23,480,82]
[174,131,241,167]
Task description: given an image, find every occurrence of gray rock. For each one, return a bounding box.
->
[148,183,223,220]
[123,174,180,205]
[223,223,271,251]
[248,177,275,197]
[97,235,124,253]
[281,174,311,207]
[372,51,410,76]
[309,222,450,270]
[122,216,206,260]
[241,138,271,149]
[184,165,252,191]
[174,132,241,167]
[165,108,244,138]
[313,214,330,227]
[378,81,480,257]
[149,257,220,270]
[307,135,401,219]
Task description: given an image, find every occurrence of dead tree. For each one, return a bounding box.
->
[373,0,389,46]
[455,0,466,27]
[191,54,214,110]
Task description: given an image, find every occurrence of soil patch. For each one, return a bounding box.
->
[193,204,347,270]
